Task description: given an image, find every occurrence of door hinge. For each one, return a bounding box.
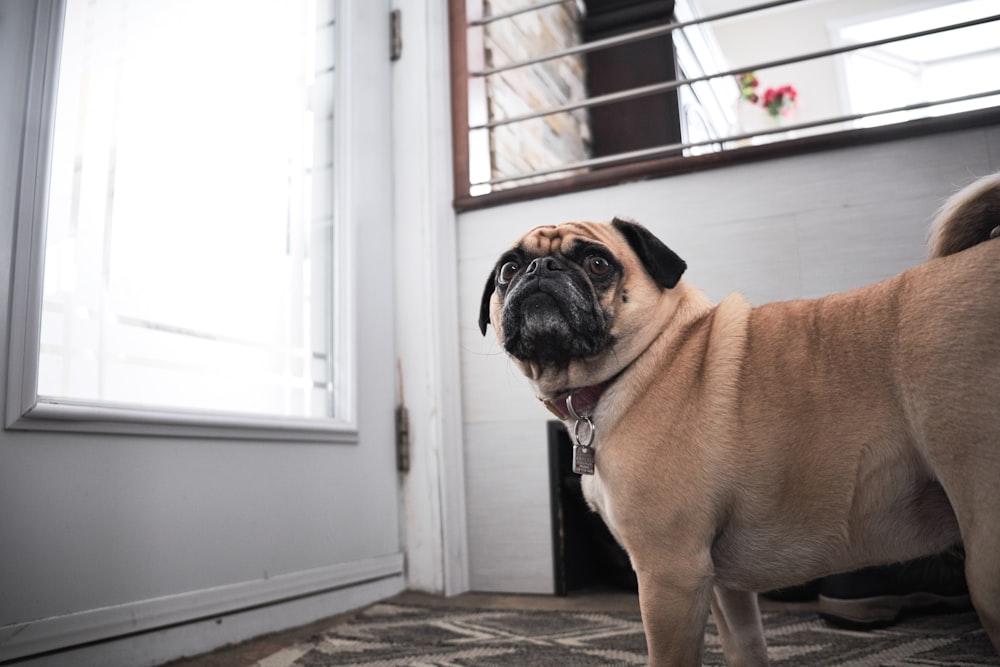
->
[390,9,402,61]
[395,403,410,472]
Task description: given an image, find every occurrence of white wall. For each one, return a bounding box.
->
[458,124,1000,593]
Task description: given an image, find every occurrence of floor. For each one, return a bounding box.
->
[164,588,818,666]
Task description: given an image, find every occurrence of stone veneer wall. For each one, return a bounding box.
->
[484,0,591,187]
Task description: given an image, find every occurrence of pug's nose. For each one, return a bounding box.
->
[526,257,564,275]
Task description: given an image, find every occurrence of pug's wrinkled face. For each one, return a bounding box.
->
[479,218,687,397]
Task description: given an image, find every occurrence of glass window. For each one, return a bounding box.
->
[37,0,340,420]
[451,0,1000,206]
[836,0,1000,128]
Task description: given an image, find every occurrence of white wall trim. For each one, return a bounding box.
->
[7,0,59,429]
[8,400,361,443]
[391,0,470,596]
[0,552,404,663]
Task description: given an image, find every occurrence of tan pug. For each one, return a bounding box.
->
[479,174,1000,666]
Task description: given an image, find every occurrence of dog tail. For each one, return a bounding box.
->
[929,173,1000,259]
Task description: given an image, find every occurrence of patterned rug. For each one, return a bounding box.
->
[254,601,998,666]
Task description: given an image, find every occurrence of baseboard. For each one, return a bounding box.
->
[0,552,404,664]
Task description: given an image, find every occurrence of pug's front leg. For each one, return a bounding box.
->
[635,558,715,666]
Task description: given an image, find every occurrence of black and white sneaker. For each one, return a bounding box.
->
[818,552,972,629]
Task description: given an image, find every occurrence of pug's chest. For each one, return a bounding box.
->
[580,469,628,548]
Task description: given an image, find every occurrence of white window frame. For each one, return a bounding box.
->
[829,0,1000,129]
[7,0,359,443]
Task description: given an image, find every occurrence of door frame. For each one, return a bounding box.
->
[391,0,470,596]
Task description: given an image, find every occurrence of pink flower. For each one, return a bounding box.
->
[761,84,798,118]
[735,73,799,119]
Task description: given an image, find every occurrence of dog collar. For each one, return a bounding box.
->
[542,382,607,420]
[551,388,600,476]
[543,379,621,476]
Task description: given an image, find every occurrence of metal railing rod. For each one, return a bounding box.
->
[468,14,1000,131]
[470,0,807,77]
[479,89,1000,187]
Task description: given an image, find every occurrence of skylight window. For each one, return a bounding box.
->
[836,0,1000,127]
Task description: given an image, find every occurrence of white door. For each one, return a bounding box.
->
[0,1,401,663]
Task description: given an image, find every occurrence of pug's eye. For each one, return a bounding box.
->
[585,255,611,276]
[498,261,520,285]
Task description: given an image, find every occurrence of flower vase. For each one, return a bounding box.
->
[733,99,774,146]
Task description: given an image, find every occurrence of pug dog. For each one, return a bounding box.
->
[479,173,1000,666]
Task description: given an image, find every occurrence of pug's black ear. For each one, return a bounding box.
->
[612,217,686,289]
[478,265,498,335]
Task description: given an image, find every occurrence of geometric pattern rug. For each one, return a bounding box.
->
[255,602,998,666]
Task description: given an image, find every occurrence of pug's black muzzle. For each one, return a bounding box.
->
[501,256,610,366]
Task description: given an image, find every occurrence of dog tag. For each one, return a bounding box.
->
[572,444,595,475]
[571,414,596,475]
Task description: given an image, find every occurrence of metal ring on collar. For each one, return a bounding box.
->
[565,392,583,421]
[574,416,595,448]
